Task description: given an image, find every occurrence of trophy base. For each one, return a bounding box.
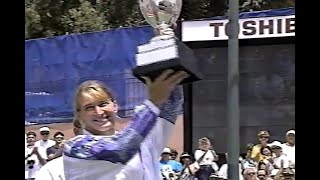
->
[133,37,202,85]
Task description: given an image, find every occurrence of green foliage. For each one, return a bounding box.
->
[25,0,295,40]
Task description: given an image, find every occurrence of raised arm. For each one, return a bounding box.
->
[63,70,188,165]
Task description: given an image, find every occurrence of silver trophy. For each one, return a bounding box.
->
[133,0,202,84]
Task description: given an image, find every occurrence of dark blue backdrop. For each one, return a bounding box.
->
[25,7,295,124]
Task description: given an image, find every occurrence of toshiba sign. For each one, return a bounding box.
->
[182,15,295,42]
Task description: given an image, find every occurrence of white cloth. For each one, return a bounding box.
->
[272,153,290,169]
[25,146,48,179]
[36,157,64,180]
[35,139,55,150]
[36,100,175,180]
[217,163,243,180]
[194,150,219,171]
[281,143,295,165]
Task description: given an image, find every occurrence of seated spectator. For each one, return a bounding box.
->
[194,137,219,180]
[269,141,290,169]
[259,146,274,174]
[241,143,257,169]
[34,127,55,150]
[281,130,295,169]
[25,131,47,180]
[159,147,182,179]
[179,152,198,180]
[257,169,272,180]
[242,167,258,180]
[217,153,243,180]
[251,130,270,162]
[46,131,65,161]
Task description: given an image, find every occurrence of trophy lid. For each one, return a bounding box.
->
[139,0,182,28]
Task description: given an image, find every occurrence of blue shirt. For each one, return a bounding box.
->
[159,160,183,173]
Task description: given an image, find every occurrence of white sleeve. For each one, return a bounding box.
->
[140,99,174,157]
[194,150,203,161]
[217,164,228,178]
[38,147,48,160]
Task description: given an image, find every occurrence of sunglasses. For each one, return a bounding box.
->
[40,132,49,135]
[260,136,269,139]
[258,174,266,177]
[247,172,256,176]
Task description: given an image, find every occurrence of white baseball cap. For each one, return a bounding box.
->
[162,147,171,154]
[286,130,295,136]
[268,141,283,148]
[39,127,50,132]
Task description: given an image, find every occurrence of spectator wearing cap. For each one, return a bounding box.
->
[179,152,198,180]
[269,141,290,169]
[35,121,83,180]
[194,137,219,180]
[34,126,55,150]
[159,147,182,179]
[251,130,270,162]
[281,130,295,168]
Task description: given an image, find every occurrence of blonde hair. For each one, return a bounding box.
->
[73,80,115,120]
[73,117,82,129]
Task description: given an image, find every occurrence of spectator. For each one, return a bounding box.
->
[269,141,290,169]
[251,130,270,162]
[35,119,83,180]
[194,137,219,180]
[46,131,65,161]
[281,130,295,168]
[179,152,198,180]
[171,148,178,160]
[25,131,47,180]
[217,153,243,180]
[242,167,258,180]
[241,143,257,169]
[259,146,274,174]
[34,127,55,150]
[257,169,271,180]
[159,147,182,179]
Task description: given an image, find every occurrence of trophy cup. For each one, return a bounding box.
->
[133,0,202,84]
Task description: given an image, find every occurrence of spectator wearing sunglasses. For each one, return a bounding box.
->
[269,141,290,169]
[251,130,270,162]
[34,127,55,150]
[46,131,65,161]
[243,167,258,180]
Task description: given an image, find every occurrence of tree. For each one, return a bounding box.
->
[25,0,295,40]
[61,0,106,34]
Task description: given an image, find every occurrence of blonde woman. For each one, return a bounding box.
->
[194,137,219,180]
[62,70,187,180]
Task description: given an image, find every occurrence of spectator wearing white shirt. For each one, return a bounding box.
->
[217,153,243,180]
[25,131,47,180]
[282,130,295,168]
[269,141,290,169]
[34,127,55,150]
[194,137,219,180]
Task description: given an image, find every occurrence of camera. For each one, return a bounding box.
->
[27,159,35,169]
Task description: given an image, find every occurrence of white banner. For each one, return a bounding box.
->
[182,15,295,42]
